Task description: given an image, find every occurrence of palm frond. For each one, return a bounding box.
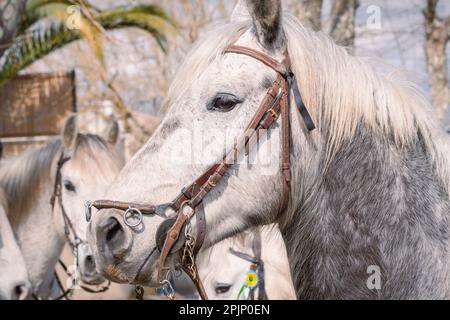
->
[98,5,177,53]
[0,3,176,84]
[0,24,79,85]
[23,0,76,28]
[22,1,105,63]
[99,5,178,28]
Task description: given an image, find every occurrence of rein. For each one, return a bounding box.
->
[230,231,267,300]
[86,44,315,300]
[32,152,110,300]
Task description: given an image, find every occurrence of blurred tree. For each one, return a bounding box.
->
[0,0,27,57]
[423,0,450,124]
[0,0,176,85]
[293,0,323,31]
[149,0,232,99]
[286,0,359,47]
[327,0,359,47]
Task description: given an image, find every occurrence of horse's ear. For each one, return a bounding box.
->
[61,114,78,149]
[106,119,120,145]
[246,0,284,50]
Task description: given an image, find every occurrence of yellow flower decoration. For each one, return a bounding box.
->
[245,271,258,288]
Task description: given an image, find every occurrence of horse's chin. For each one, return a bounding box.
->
[80,274,107,286]
[132,269,156,286]
[100,264,130,284]
[99,249,160,287]
[130,250,160,286]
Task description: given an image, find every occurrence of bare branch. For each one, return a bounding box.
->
[289,0,323,31]
[423,0,450,123]
[328,0,359,47]
[0,0,27,57]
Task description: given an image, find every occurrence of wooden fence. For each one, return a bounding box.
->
[0,71,76,157]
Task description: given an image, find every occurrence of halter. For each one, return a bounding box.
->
[50,153,81,256]
[34,151,110,300]
[86,44,315,300]
[230,231,267,300]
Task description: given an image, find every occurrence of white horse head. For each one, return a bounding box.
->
[0,188,31,299]
[88,0,450,299]
[88,0,289,286]
[56,115,123,284]
[197,224,296,300]
[0,115,124,297]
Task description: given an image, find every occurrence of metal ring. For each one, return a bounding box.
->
[123,207,143,228]
[74,237,82,247]
[160,279,175,299]
[173,264,183,278]
[85,201,92,222]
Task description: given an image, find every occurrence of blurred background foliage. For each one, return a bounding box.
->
[0,0,449,160]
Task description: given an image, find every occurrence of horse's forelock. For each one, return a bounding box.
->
[71,133,123,178]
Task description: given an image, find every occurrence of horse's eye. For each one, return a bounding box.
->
[215,283,232,294]
[208,94,241,112]
[63,180,76,192]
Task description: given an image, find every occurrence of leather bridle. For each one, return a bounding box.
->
[85,44,315,300]
[50,153,82,257]
[230,231,267,300]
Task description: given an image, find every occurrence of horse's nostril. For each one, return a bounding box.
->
[106,218,123,242]
[96,213,132,261]
[103,217,126,256]
[14,284,29,300]
[85,255,96,272]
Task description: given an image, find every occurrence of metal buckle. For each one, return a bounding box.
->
[207,176,217,187]
[123,207,143,228]
[180,201,194,218]
[265,88,283,120]
[267,108,278,120]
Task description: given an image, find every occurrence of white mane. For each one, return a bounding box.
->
[165,11,450,192]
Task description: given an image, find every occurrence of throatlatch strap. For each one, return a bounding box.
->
[287,73,315,131]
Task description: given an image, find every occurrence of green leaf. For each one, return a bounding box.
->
[98,5,176,52]
[98,5,178,28]
[1,2,176,84]
[25,1,106,65]
[0,24,79,85]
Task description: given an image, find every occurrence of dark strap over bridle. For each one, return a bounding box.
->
[229,231,267,300]
[87,44,315,300]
